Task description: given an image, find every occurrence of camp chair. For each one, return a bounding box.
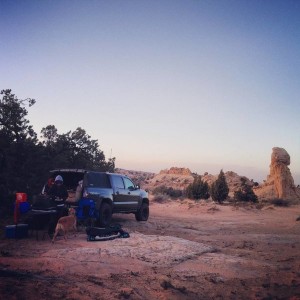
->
[76,198,97,227]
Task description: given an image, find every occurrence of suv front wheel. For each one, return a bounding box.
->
[135,202,149,221]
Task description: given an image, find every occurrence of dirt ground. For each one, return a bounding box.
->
[1,199,300,300]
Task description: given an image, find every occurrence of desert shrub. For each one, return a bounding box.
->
[152,193,169,203]
[210,170,229,203]
[167,188,183,198]
[152,185,168,195]
[270,198,290,207]
[185,176,209,200]
[152,185,183,199]
[234,177,257,203]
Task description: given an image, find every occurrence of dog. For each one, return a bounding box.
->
[52,208,77,243]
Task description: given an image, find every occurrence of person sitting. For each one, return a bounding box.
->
[47,175,69,236]
[42,177,55,195]
[49,175,68,202]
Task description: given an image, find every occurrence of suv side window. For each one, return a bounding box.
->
[86,172,111,188]
[123,177,135,190]
[111,175,125,189]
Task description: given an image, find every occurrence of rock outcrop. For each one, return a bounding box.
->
[145,167,194,190]
[159,167,192,176]
[115,168,155,187]
[254,147,300,201]
[202,171,253,198]
[144,167,253,196]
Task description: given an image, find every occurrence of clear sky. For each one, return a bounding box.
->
[1,0,299,184]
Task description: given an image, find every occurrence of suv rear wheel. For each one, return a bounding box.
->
[135,202,149,221]
[98,202,112,227]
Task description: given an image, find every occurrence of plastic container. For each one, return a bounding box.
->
[5,224,28,239]
[5,225,16,238]
[16,224,28,238]
[19,202,31,214]
[16,193,27,203]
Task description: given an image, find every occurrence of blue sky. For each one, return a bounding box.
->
[1,0,299,183]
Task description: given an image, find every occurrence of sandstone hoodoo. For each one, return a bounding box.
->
[254,147,300,201]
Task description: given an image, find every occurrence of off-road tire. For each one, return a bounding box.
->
[135,202,149,221]
[98,202,112,227]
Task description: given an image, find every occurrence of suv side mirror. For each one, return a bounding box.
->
[128,185,139,191]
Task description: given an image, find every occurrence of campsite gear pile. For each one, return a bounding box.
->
[86,224,130,241]
[5,224,28,239]
[6,193,130,241]
[22,194,66,240]
[13,193,30,224]
[6,193,30,239]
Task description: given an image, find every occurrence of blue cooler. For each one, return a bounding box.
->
[5,224,28,239]
[5,225,16,238]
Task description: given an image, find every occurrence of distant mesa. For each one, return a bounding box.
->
[254,147,300,201]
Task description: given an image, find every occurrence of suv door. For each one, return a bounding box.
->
[111,175,140,212]
[122,176,140,210]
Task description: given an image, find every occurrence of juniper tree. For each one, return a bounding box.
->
[185,175,209,200]
[210,169,229,203]
[234,177,258,203]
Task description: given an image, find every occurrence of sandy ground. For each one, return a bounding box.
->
[1,200,300,300]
